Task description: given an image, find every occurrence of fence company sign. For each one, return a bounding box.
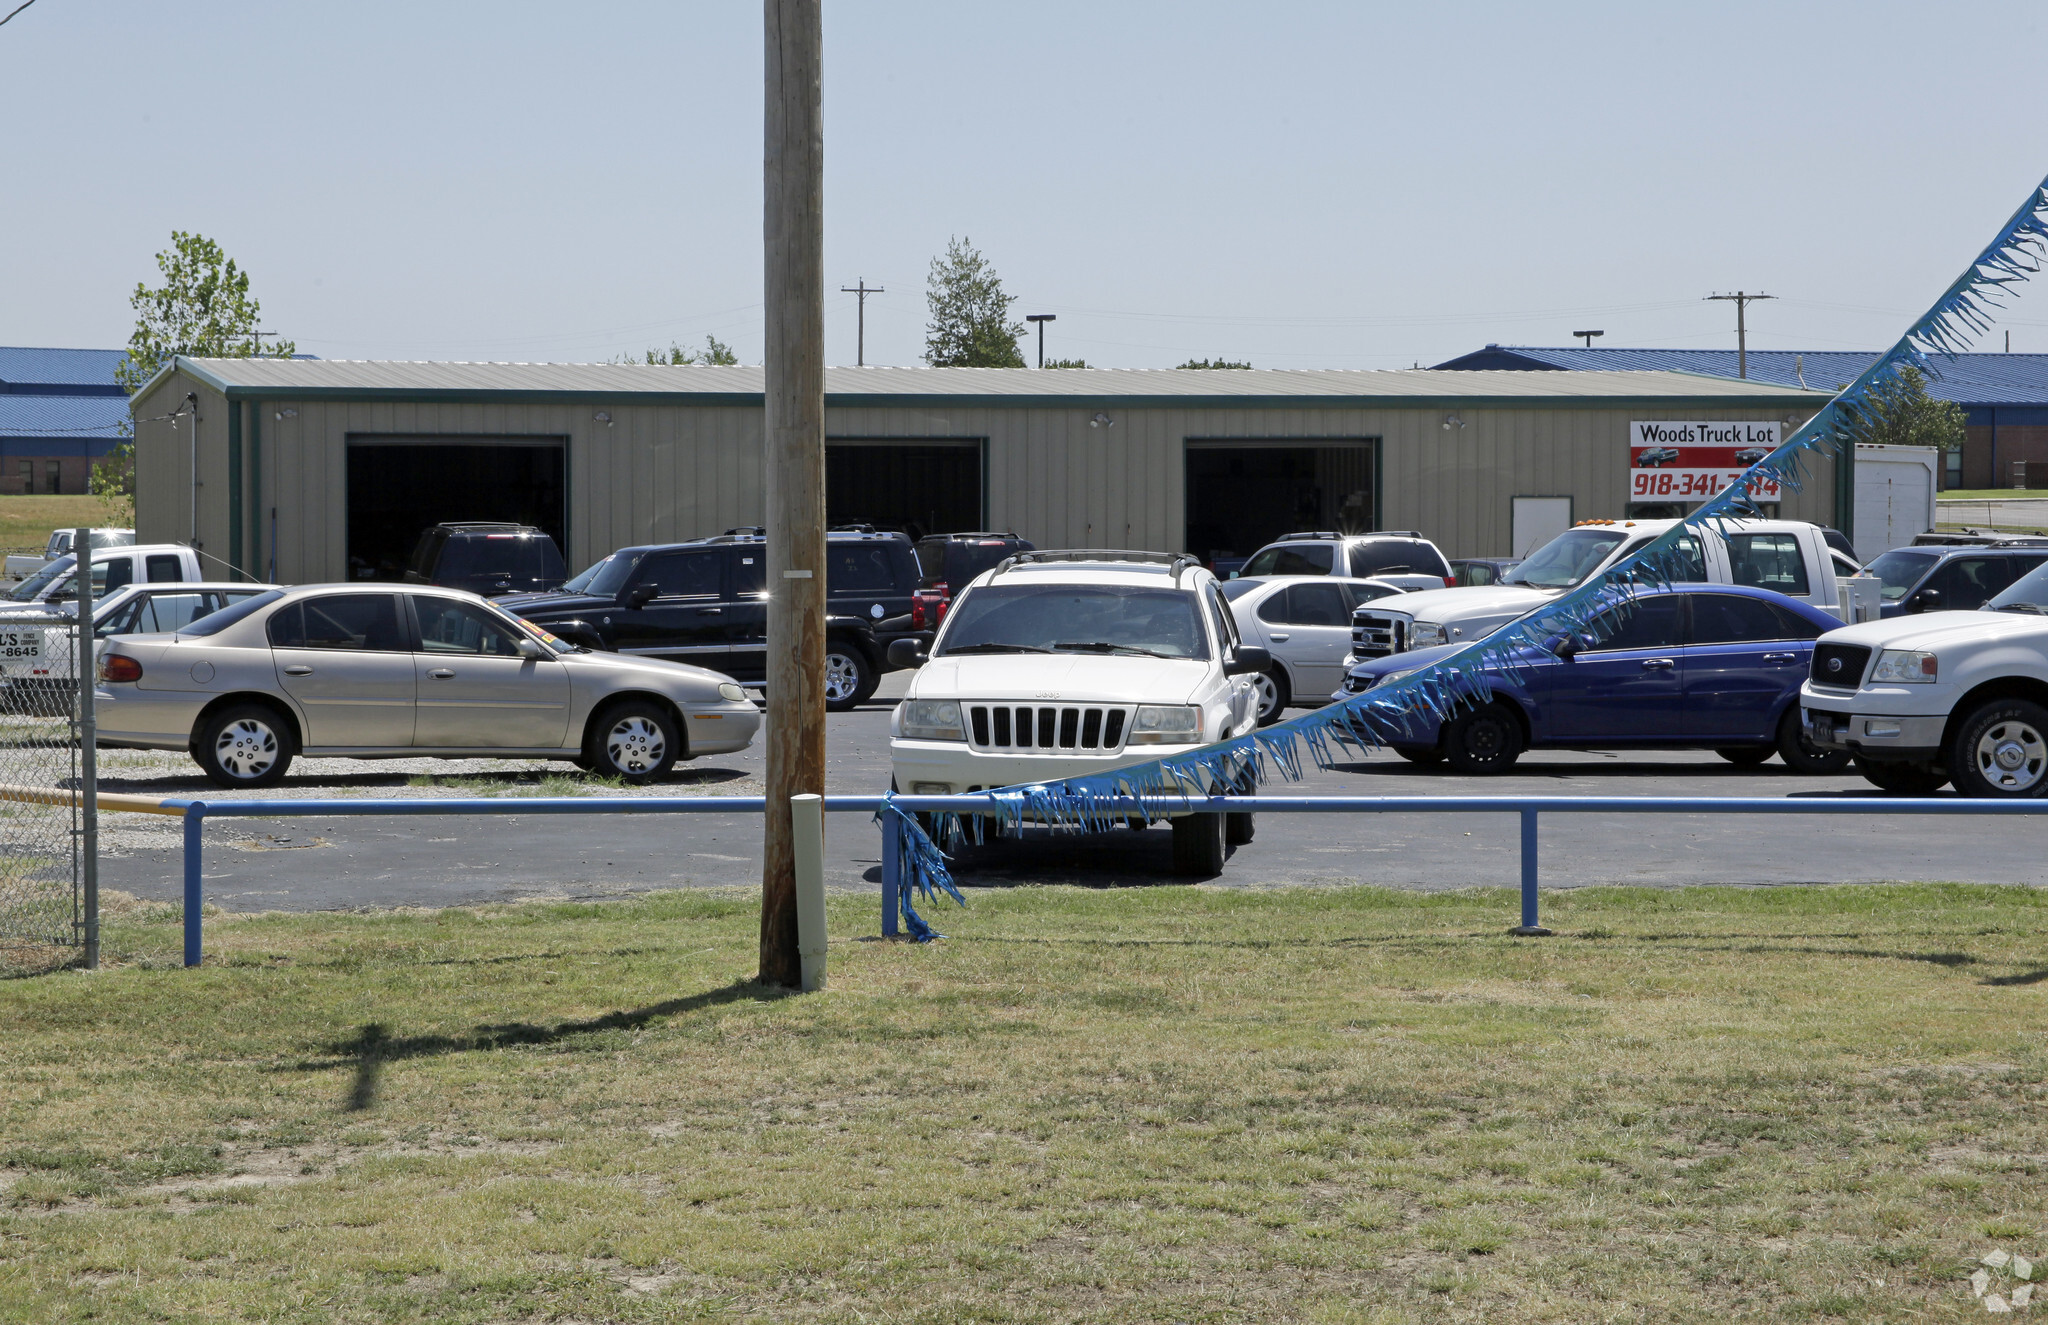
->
[1629,421,1782,502]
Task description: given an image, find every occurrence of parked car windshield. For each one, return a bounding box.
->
[1866,550,1939,603]
[1987,562,2048,614]
[176,590,285,637]
[1239,544,1333,577]
[563,554,635,597]
[1350,539,1451,579]
[937,584,1210,660]
[1501,529,1626,589]
[8,556,74,602]
[1218,578,1265,601]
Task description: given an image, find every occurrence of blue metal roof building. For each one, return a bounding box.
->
[0,346,131,494]
[1435,345,2048,489]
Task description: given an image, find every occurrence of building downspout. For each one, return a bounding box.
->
[248,399,263,582]
[183,391,200,549]
[226,402,243,580]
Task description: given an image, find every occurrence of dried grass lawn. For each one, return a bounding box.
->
[0,495,116,551]
[3,882,2046,1322]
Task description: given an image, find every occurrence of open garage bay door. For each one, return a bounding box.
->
[826,439,983,542]
[347,437,566,581]
[1184,439,1377,569]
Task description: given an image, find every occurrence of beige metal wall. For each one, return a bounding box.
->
[133,378,1830,582]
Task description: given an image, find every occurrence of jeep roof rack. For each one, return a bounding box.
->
[996,548,1204,584]
[435,521,535,532]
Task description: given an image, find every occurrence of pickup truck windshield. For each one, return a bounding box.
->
[1501,529,1625,589]
[937,584,1210,660]
[1989,562,2048,614]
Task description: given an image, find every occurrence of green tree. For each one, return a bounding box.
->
[618,334,738,366]
[1843,364,1966,456]
[1176,357,1251,370]
[100,231,294,525]
[1043,357,1090,369]
[923,236,1024,367]
[113,231,293,395]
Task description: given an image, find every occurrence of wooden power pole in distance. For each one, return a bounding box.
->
[760,0,826,988]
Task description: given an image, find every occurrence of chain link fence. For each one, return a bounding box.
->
[0,606,87,974]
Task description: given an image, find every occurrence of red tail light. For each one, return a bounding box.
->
[1443,576,1457,587]
[99,654,143,683]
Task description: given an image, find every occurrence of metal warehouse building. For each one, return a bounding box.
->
[129,358,1833,584]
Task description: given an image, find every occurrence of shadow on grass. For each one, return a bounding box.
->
[293,979,797,1105]
[1983,967,2048,986]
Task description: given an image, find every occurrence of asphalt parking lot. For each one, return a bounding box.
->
[97,671,2047,914]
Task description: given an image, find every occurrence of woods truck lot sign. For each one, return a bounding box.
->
[1630,421,1782,501]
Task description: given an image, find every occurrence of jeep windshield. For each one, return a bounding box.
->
[936,584,1210,660]
[1866,550,1939,603]
[562,553,636,597]
[1989,561,2048,614]
[1501,529,1627,589]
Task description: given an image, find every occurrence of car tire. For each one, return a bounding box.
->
[193,702,295,789]
[1855,758,1950,795]
[1392,745,1444,765]
[1715,746,1775,768]
[1225,776,1255,846]
[1775,708,1853,775]
[823,644,877,712]
[585,699,681,784]
[1442,703,1523,775]
[1251,666,1291,726]
[1947,699,2048,798]
[1171,811,1227,877]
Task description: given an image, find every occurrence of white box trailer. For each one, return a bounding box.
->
[1853,443,1938,561]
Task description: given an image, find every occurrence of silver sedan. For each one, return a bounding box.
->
[93,584,761,788]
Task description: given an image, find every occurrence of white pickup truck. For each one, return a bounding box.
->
[0,543,203,614]
[1349,518,1862,660]
[3,528,133,582]
[1800,557,2048,797]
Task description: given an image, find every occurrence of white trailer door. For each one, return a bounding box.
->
[1854,445,1938,560]
[1511,497,1573,558]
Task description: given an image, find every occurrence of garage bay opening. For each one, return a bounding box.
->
[345,438,567,581]
[1184,440,1377,570]
[826,439,983,541]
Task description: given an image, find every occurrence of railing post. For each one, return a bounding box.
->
[1511,807,1552,936]
[183,803,205,967]
[791,793,827,992]
[880,808,900,938]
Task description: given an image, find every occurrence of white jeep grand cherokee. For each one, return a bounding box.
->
[887,550,1266,875]
[1802,557,2048,797]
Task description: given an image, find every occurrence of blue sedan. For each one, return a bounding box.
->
[1333,584,1851,775]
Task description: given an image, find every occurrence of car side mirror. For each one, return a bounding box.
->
[1907,587,1943,614]
[515,638,544,660]
[1551,632,1584,659]
[1228,645,1271,675]
[886,637,927,669]
[623,583,657,609]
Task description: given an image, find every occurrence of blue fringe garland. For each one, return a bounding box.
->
[877,175,2048,939]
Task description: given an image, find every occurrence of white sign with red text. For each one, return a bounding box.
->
[1629,421,1781,502]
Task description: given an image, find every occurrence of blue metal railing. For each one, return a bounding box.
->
[156,792,2048,966]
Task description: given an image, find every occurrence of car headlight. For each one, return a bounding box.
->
[1379,668,1418,687]
[1868,649,1938,684]
[1129,704,1202,744]
[901,699,966,740]
[1409,622,1444,648]
[717,682,749,703]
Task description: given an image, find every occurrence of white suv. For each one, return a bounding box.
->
[1801,558,2048,797]
[888,550,1266,875]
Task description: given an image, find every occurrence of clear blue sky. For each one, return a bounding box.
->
[4,0,2046,369]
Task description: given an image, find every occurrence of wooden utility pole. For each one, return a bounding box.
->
[760,0,826,988]
[1706,291,1774,380]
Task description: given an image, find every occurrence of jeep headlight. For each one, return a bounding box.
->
[717,682,749,703]
[1869,649,1938,684]
[1409,621,1445,648]
[1129,704,1202,744]
[901,699,966,740]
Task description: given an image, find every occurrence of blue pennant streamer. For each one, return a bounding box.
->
[879,175,2048,933]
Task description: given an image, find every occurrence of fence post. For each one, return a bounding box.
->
[75,526,98,970]
[183,804,205,967]
[1510,807,1553,936]
[880,809,900,938]
[791,794,827,992]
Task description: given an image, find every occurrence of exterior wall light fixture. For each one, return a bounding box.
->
[274,408,296,420]
[1089,412,1114,428]
[594,411,613,426]
[1442,413,1465,430]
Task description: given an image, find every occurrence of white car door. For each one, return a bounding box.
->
[411,596,571,748]
[1256,581,1357,698]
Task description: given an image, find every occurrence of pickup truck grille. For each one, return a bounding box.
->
[967,704,1129,753]
[1809,642,1872,688]
[1352,613,1407,659]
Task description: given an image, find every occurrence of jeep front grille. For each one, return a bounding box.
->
[967,703,1129,752]
[1352,613,1407,659]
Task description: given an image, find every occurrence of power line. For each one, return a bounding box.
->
[1705,291,1775,379]
[0,0,38,29]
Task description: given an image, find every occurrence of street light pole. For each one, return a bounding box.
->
[1025,313,1056,369]
[761,0,825,988]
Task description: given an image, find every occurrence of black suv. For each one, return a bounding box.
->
[498,527,922,709]
[1865,539,2048,617]
[403,523,567,597]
